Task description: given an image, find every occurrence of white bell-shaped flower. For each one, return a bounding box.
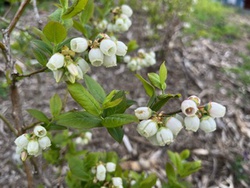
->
[184,115,200,132]
[97,19,108,30]
[181,99,198,117]
[116,41,128,56]
[96,164,106,181]
[66,73,76,83]
[67,63,79,76]
[114,18,128,32]
[124,55,131,63]
[16,146,24,154]
[188,95,201,106]
[27,140,40,156]
[70,37,88,53]
[103,55,117,67]
[121,5,133,17]
[53,70,64,83]
[121,14,132,28]
[134,107,152,120]
[200,116,216,133]
[147,135,160,146]
[156,127,174,146]
[100,39,117,56]
[76,58,90,74]
[137,119,158,138]
[76,66,83,79]
[165,117,183,136]
[207,102,226,118]
[14,134,29,149]
[106,162,116,172]
[112,177,123,187]
[88,48,104,66]
[33,125,47,138]
[46,53,65,71]
[38,136,51,150]
[127,59,138,71]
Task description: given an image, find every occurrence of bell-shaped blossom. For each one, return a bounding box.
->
[137,120,158,138]
[147,135,160,146]
[14,134,29,149]
[181,99,198,117]
[134,107,152,120]
[184,115,200,132]
[114,18,128,32]
[46,53,65,71]
[112,177,123,187]
[66,73,76,83]
[121,5,133,17]
[156,127,173,146]
[38,136,51,150]
[106,162,116,172]
[33,125,47,138]
[199,116,216,133]
[70,37,88,53]
[16,146,24,154]
[97,19,108,30]
[175,114,184,124]
[116,41,128,56]
[165,117,183,136]
[76,66,83,79]
[67,63,79,76]
[88,48,104,66]
[188,95,201,106]
[96,164,106,181]
[100,39,117,56]
[103,55,117,67]
[124,55,131,63]
[53,70,64,83]
[27,140,40,156]
[77,58,90,74]
[207,102,226,118]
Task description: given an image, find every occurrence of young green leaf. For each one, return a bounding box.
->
[80,0,94,24]
[50,94,62,117]
[159,62,167,85]
[136,74,155,97]
[102,98,123,109]
[180,161,202,178]
[62,0,88,19]
[127,40,139,52]
[73,20,88,36]
[166,162,177,182]
[107,127,124,143]
[139,173,157,188]
[148,73,161,89]
[56,111,102,129]
[84,74,106,103]
[67,82,102,116]
[180,149,190,160]
[32,48,48,66]
[102,114,138,128]
[43,21,67,44]
[31,40,53,56]
[27,109,49,123]
[150,93,181,111]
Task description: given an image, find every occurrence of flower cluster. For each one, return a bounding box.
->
[75,131,92,145]
[181,95,226,133]
[46,34,128,83]
[124,49,156,71]
[134,97,226,146]
[14,125,51,160]
[92,162,123,187]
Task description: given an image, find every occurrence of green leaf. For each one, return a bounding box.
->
[102,97,123,109]
[73,20,88,36]
[180,161,201,178]
[180,149,190,160]
[49,8,62,22]
[159,62,167,85]
[80,0,94,24]
[127,40,138,52]
[136,74,155,97]
[62,0,88,19]
[43,21,67,44]
[139,173,157,188]
[150,93,181,111]
[31,40,53,56]
[148,73,161,89]
[32,48,48,66]
[50,94,62,117]
[167,151,183,175]
[27,109,49,123]
[166,162,176,182]
[60,0,68,9]
[56,37,74,51]
[102,114,138,128]
[107,127,124,143]
[67,82,102,116]
[56,111,102,129]
[31,27,50,43]
[84,75,106,103]
[15,64,23,74]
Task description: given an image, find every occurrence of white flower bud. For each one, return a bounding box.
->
[16,146,24,154]
[184,115,200,132]
[76,58,90,74]
[127,59,138,71]
[21,151,28,161]
[181,99,198,117]
[112,177,123,187]
[115,41,128,56]
[100,39,117,56]
[120,14,131,29]
[67,63,79,76]
[156,127,173,146]
[107,23,114,32]
[137,120,158,138]
[96,164,106,181]
[114,18,128,32]
[85,132,92,141]
[103,55,117,67]
[134,107,152,120]
[38,136,51,150]
[124,55,131,63]
[76,66,83,79]
[27,140,40,156]
[33,125,47,138]
[165,117,183,136]
[66,73,76,83]
[88,48,104,66]
[149,51,156,58]
[106,162,116,172]
[188,95,201,106]
[70,37,88,53]
[14,134,29,149]
[121,5,133,17]
[46,53,65,71]
[53,70,64,83]
[207,102,226,118]
[97,19,108,30]
[200,116,216,133]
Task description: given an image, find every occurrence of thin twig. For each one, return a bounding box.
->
[22,121,41,132]
[23,160,34,188]
[32,0,43,29]
[0,113,17,136]
[13,67,47,80]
